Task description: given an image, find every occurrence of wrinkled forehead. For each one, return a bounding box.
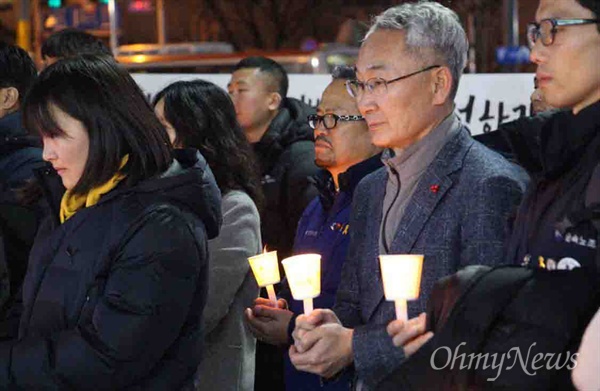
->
[356,29,418,76]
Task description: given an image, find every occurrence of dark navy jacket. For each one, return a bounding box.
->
[283,154,382,391]
[0,111,44,334]
[0,111,44,185]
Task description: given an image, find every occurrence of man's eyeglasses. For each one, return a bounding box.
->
[527,18,600,48]
[345,65,441,99]
[307,114,365,130]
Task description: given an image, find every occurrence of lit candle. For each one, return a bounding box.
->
[248,250,281,306]
[379,254,424,321]
[281,254,321,315]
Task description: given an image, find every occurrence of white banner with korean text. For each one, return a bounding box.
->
[132,73,535,136]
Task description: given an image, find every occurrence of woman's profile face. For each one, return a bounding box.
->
[530,0,600,114]
[154,98,179,147]
[42,104,90,191]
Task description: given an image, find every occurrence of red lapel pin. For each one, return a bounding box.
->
[430,184,440,193]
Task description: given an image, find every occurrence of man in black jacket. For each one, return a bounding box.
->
[0,42,42,185]
[228,56,319,391]
[228,57,318,260]
[0,42,44,337]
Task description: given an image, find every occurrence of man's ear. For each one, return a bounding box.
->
[431,66,452,105]
[268,92,283,111]
[0,87,20,112]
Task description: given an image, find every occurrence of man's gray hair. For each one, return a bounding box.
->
[365,1,468,99]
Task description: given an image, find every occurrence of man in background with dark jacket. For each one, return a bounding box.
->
[228,56,319,391]
[0,42,44,338]
[0,43,42,185]
[229,56,319,260]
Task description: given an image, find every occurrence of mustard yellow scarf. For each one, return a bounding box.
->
[60,155,129,223]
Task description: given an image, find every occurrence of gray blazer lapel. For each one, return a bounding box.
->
[390,129,474,253]
[364,128,474,321]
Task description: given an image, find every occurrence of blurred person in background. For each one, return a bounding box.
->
[41,28,112,69]
[0,42,44,339]
[154,79,263,391]
[0,42,42,186]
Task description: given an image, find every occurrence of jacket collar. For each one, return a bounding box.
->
[538,101,600,179]
[34,149,223,239]
[252,98,314,174]
[0,111,25,138]
[388,127,473,254]
[382,113,459,183]
[339,153,384,193]
[310,154,383,211]
[510,101,600,180]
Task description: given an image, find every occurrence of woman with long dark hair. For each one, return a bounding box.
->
[154,80,263,391]
[0,55,222,389]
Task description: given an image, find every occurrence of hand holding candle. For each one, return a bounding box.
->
[248,250,281,306]
[282,254,321,315]
[379,254,424,321]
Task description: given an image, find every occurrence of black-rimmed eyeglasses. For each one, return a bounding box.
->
[345,65,441,99]
[307,114,365,130]
[527,18,600,48]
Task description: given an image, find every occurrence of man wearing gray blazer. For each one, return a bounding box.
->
[288,2,529,390]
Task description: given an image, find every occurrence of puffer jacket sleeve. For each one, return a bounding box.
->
[0,204,208,390]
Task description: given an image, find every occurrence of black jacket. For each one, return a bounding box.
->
[0,112,44,186]
[473,110,558,164]
[377,264,599,391]
[0,149,221,390]
[505,102,600,270]
[253,97,319,260]
[0,111,44,326]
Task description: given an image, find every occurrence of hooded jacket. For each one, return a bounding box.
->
[253,97,319,260]
[0,149,221,390]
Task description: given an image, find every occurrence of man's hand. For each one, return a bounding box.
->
[289,309,354,378]
[291,308,340,349]
[244,298,292,346]
[386,313,434,357]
